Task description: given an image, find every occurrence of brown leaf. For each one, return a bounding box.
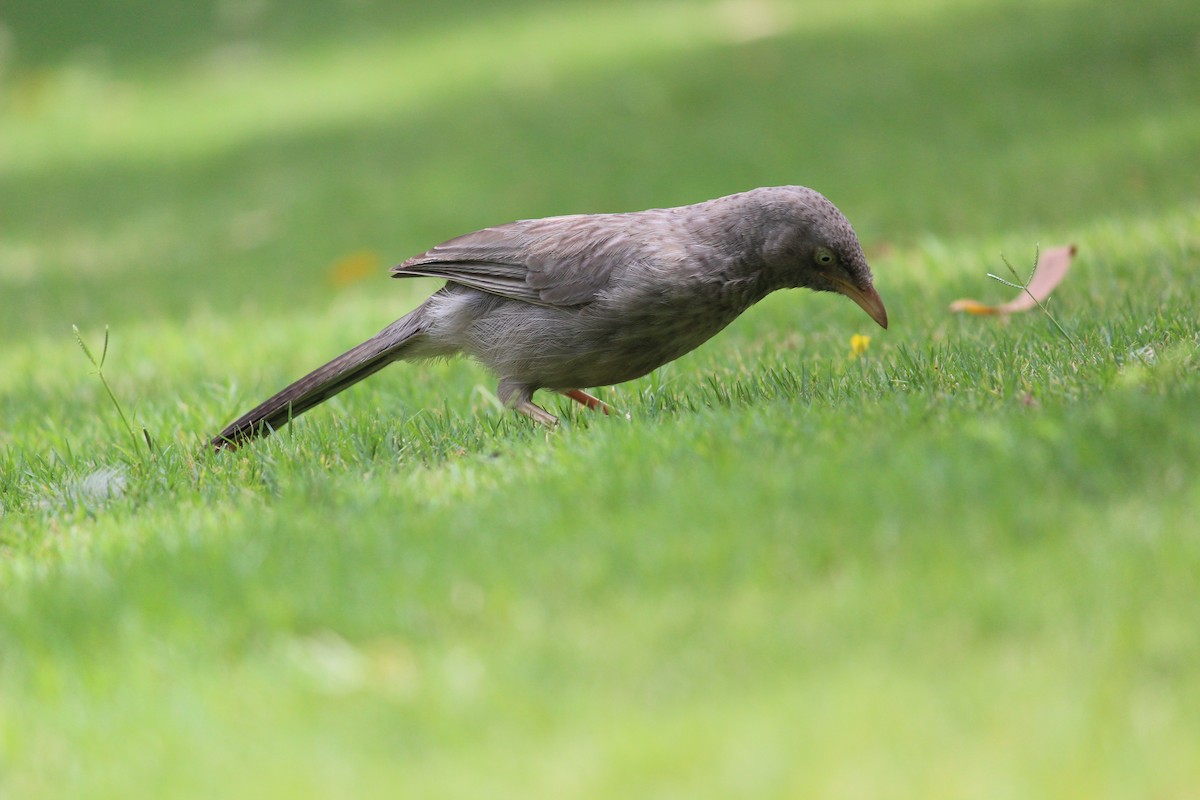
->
[950,244,1077,316]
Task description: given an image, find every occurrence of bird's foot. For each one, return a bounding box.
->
[559,389,616,415]
[514,398,560,428]
[560,389,630,421]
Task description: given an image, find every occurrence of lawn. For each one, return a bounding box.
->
[2,0,1199,796]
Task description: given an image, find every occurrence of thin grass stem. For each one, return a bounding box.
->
[73,325,146,455]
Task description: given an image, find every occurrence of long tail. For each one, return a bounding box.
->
[211,306,429,450]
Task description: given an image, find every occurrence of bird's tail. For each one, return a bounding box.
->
[210,307,429,450]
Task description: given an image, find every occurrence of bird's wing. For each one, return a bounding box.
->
[392,212,674,307]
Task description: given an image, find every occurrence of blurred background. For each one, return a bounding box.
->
[2,5,1199,794]
[1,0,1197,339]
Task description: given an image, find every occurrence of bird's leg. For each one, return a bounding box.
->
[559,389,615,415]
[498,379,559,428]
[514,398,559,428]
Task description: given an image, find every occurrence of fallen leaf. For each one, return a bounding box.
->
[327,250,381,287]
[950,244,1077,316]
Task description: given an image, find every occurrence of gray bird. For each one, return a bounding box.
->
[211,186,887,448]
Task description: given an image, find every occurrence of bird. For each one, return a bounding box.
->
[210,186,887,449]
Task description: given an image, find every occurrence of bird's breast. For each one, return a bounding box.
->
[449,267,771,391]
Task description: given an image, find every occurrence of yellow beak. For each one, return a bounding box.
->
[826,276,888,329]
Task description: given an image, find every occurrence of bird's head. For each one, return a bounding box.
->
[752,186,888,329]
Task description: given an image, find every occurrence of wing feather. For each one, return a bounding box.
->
[391,211,677,307]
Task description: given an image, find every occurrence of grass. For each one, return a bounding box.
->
[2,0,1199,796]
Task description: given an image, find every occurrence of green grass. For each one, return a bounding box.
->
[2,0,1199,796]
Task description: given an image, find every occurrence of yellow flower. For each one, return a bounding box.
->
[850,334,871,358]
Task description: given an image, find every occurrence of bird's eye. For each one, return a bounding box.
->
[814,248,835,266]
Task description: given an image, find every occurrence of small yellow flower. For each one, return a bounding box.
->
[850,334,871,358]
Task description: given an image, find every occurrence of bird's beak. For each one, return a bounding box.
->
[826,275,888,329]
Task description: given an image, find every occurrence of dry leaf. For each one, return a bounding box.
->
[950,244,1077,316]
[327,250,381,287]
